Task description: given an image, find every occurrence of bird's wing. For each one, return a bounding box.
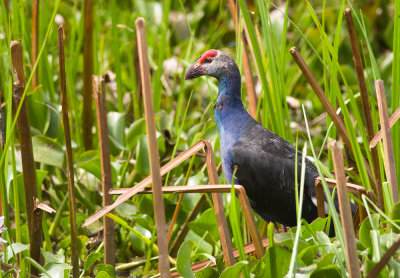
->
[230,121,319,203]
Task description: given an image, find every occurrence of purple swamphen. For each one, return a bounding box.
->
[185,49,347,228]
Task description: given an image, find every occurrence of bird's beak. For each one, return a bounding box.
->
[184,62,205,80]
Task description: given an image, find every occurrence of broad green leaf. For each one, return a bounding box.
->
[107,111,125,146]
[177,240,196,278]
[135,132,166,175]
[126,118,146,150]
[84,252,104,271]
[220,261,248,278]
[130,214,154,231]
[310,265,341,278]
[195,265,218,278]
[60,214,87,233]
[43,262,72,278]
[95,271,110,278]
[42,249,65,264]
[274,232,309,252]
[359,214,380,249]
[316,253,335,269]
[135,135,150,175]
[32,135,64,167]
[301,218,327,239]
[75,151,102,181]
[94,264,115,278]
[298,245,318,266]
[7,243,29,262]
[156,110,174,132]
[77,235,90,258]
[251,245,292,278]
[188,208,219,245]
[316,231,333,255]
[75,151,117,184]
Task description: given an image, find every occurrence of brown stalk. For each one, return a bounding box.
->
[93,76,115,266]
[315,180,325,218]
[135,17,170,277]
[227,0,259,120]
[344,8,384,210]
[237,186,265,258]
[204,141,235,266]
[82,0,94,150]
[83,140,208,227]
[329,139,361,278]
[31,0,39,88]
[315,177,372,223]
[290,47,377,191]
[11,41,42,273]
[111,184,247,195]
[366,235,400,278]
[370,106,400,148]
[290,47,350,147]
[85,138,264,262]
[58,26,79,278]
[375,80,399,203]
[112,183,264,259]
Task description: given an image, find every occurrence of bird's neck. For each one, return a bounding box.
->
[217,73,242,102]
[214,73,252,149]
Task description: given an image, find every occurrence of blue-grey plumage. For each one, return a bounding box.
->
[185,50,351,228]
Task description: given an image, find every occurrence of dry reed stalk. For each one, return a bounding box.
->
[31,0,39,89]
[113,183,264,259]
[315,181,326,218]
[344,8,384,210]
[290,47,377,191]
[58,26,79,278]
[315,177,372,224]
[375,80,399,203]
[83,140,208,227]
[135,17,170,277]
[236,186,265,258]
[93,76,115,266]
[329,139,361,278]
[370,106,400,148]
[82,0,94,150]
[290,47,351,148]
[11,41,42,273]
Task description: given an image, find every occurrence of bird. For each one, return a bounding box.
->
[184,49,327,227]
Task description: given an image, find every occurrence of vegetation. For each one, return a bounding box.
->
[0,0,400,277]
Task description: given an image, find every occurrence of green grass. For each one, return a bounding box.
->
[1,1,400,277]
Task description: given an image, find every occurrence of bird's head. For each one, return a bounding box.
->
[184,49,239,81]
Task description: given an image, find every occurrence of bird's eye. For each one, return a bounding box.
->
[204,58,212,64]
